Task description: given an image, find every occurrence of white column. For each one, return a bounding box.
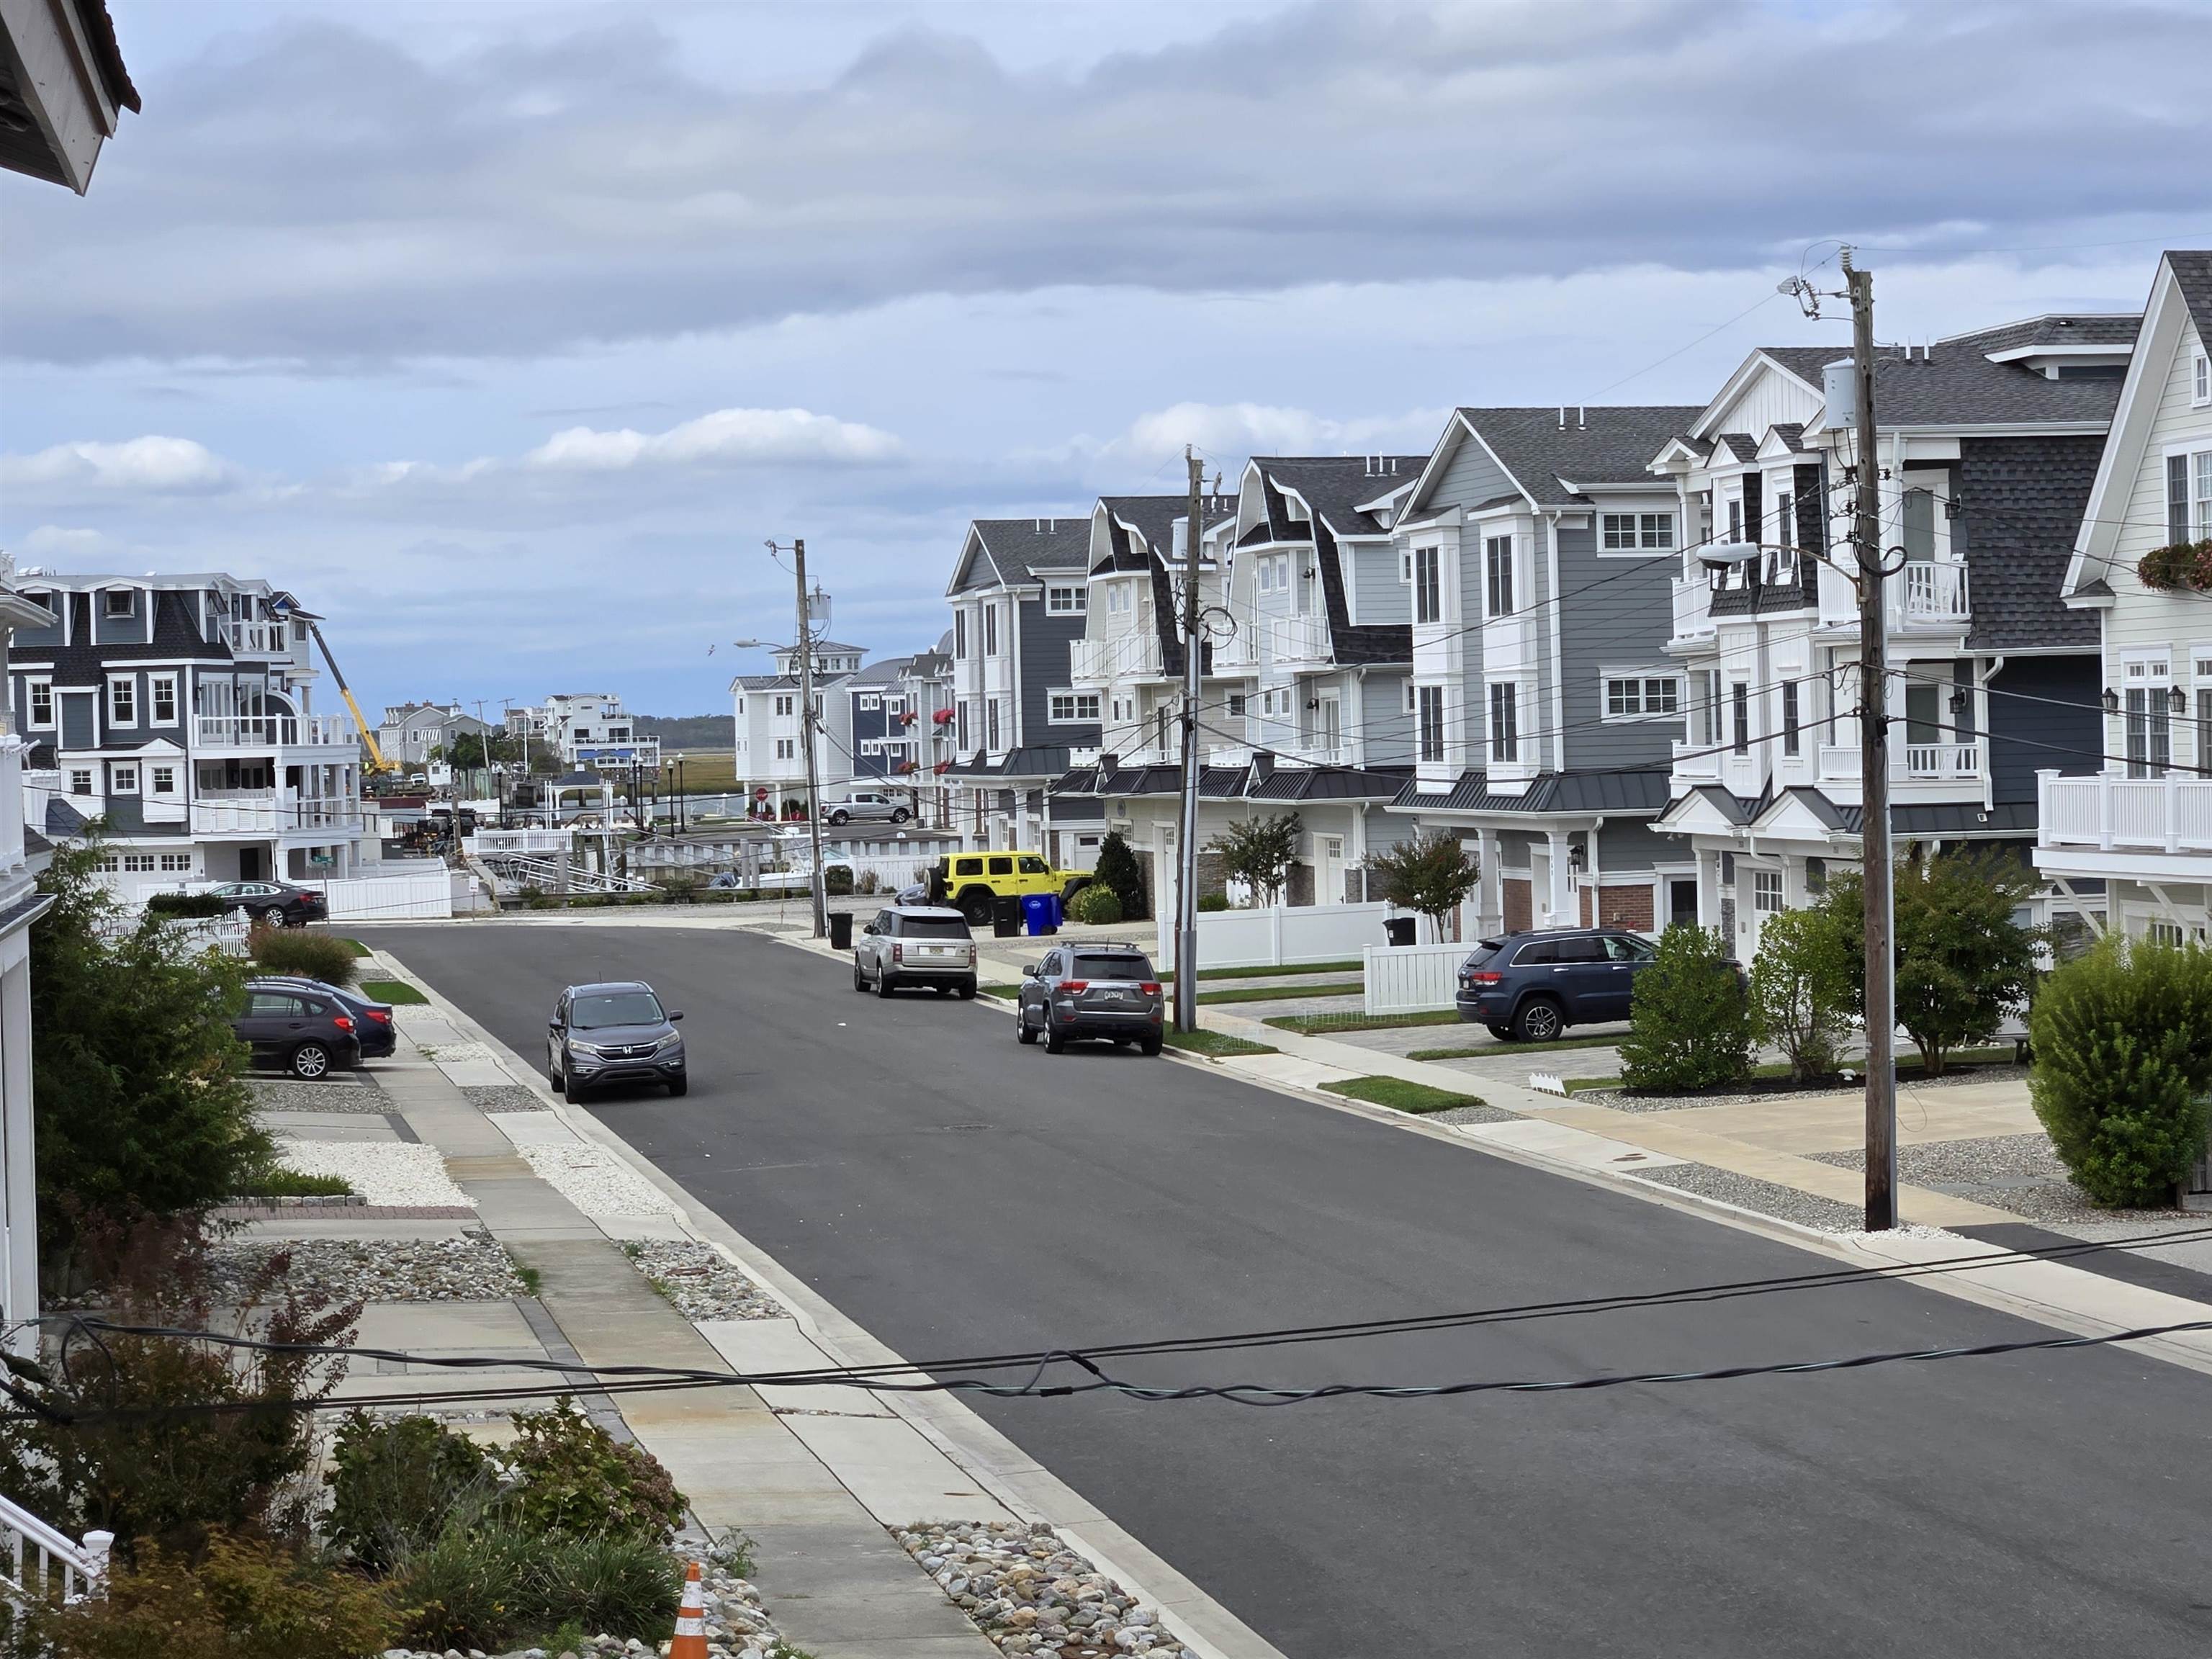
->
[1476,828,1502,935]
[1,945,37,1357]
[1545,830,1571,925]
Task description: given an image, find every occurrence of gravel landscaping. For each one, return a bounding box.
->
[210,1234,524,1305]
[896,1521,1187,1658]
[274,1138,475,1208]
[1581,1063,2031,1112]
[1626,1162,1870,1232]
[246,1074,390,1114]
[621,1239,782,1321]
[518,1143,681,1218]
[467,1083,552,1114]
[1431,1101,1522,1125]
[1804,1133,2201,1230]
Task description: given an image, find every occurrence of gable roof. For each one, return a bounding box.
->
[2172,251,2212,341]
[971,517,1090,583]
[1825,323,2136,430]
[1249,456,1425,539]
[1452,406,1703,507]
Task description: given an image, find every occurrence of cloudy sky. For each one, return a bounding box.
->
[4,0,2209,721]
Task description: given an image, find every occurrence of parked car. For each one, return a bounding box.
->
[207,880,328,927]
[1015,942,1164,1055]
[927,850,1089,927]
[823,789,912,827]
[251,976,397,1059]
[852,905,977,998]
[233,979,362,1078]
[547,980,688,1102]
[1455,928,1660,1042]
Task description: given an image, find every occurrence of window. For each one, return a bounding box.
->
[986,700,1002,750]
[1049,692,1100,723]
[956,701,971,750]
[1403,680,1416,714]
[102,589,135,618]
[1700,670,1722,745]
[2196,352,2211,407]
[112,764,139,793]
[1227,693,1246,718]
[1484,536,1514,616]
[27,681,52,727]
[1107,583,1132,614]
[1771,492,1794,551]
[69,770,92,796]
[1731,682,1750,754]
[117,852,154,873]
[1753,870,1784,914]
[1601,512,1676,551]
[108,678,135,724]
[858,694,880,711]
[150,675,176,724]
[2124,657,2172,778]
[150,765,176,794]
[984,605,1000,657]
[1727,498,1743,541]
[1781,680,1801,756]
[1604,675,1681,719]
[773,694,794,719]
[956,611,970,658]
[1400,548,1414,584]
[1413,546,1442,624]
[2200,687,2212,775]
[1488,681,1517,763]
[775,738,795,760]
[159,852,191,872]
[1256,554,1292,594]
[1047,585,1086,614]
[734,698,746,716]
[1418,685,1446,763]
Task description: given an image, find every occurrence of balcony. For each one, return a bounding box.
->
[195,713,359,750]
[1671,739,1721,782]
[2039,771,2212,854]
[1818,742,1983,784]
[1897,561,1969,627]
[228,620,291,655]
[1671,575,1715,645]
[191,794,367,835]
[1267,614,1331,667]
[1070,634,1162,684]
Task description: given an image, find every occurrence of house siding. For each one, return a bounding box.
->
[1990,656,2101,803]
[1359,670,1412,766]
[1557,517,1685,773]
[1350,541,1404,627]
[1020,600,1099,752]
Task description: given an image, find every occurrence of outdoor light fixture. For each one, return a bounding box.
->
[2170,685,2188,716]
[1698,541,1761,570]
[2102,688,2121,716]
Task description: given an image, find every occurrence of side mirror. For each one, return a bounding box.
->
[547,1018,562,1032]
[667,1011,684,1022]
[863,923,878,935]
[1023,962,1043,979]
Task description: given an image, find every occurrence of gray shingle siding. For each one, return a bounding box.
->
[1019,602,1098,751]
[1956,435,2106,652]
[1989,655,2100,804]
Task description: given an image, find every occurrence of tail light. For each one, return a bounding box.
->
[332,1015,354,1033]
[1060,980,1089,993]
[1467,971,1503,986]
[1138,981,1160,995]
[891,942,905,963]
[966,945,978,966]
[364,1008,392,1025]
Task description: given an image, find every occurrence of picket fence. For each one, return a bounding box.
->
[1361,942,1469,1016]
[1154,901,1395,971]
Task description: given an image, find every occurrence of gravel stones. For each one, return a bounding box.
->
[516,1143,681,1218]
[467,1084,552,1114]
[246,1075,390,1114]
[895,1521,1186,1658]
[1584,1063,2031,1112]
[1431,1101,1521,1125]
[1805,1133,2198,1228]
[209,1235,525,1305]
[274,1138,475,1208]
[622,1240,782,1321]
[1627,1162,1871,1232]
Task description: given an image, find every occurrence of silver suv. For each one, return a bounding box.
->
[1015,943,1164,1056]
[852,905,978,998]
[824,788,912,827]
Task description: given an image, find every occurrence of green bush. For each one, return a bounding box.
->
[395,1526,680,1651]
[1619,925,1753,1092]
[2031,938,2212,1207]
[823,865,855,896]
[1092,831,1147,921]
[1196,892,1230,913]
[145,891,228,918]
[505,1397,684,1545]
[247,926,359,988]
[324,1411,500,1573]
[1066,883,1123,925]
[1747,903,1856,1082]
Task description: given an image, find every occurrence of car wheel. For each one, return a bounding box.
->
[562,1068,585,1105]
[829,809,850,826]
[958,978,976,1000]
[666,1076,689,1097]
[853,960,868,992]
[1513,997,1565,1043]
[1486,1025,1516,1042]
[290,1042,331,1080]
[875,969,896,998]
[1045,1028,1066,1054]
[1016,1006,1038,1045]
[549,1054,562,1086]
[1140,1033,1164,1057]
[891,808,910,822]
[958,891,992,927]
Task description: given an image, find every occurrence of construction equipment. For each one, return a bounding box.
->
[302,618,393,773]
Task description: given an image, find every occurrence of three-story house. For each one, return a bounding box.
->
[731,642,862,813]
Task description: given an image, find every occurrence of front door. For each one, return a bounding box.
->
[1316,835,1344,907]
[1669,878,1699,930]
[238,846,266,881]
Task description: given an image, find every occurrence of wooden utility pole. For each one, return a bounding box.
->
[1845,251,1898,1231]
[791,538,828,940]
[1174,446,1205,1033]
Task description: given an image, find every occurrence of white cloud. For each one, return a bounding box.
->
[523,406,902,470]
[0,436,234,494]
[17,524,130,560]
[1115,401,1450,464]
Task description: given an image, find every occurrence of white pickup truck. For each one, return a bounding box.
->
[822,789,912,827]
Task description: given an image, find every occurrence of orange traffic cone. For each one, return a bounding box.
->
[669,1560,710,1658]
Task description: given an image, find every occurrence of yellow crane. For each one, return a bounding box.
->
[305,619,395,774]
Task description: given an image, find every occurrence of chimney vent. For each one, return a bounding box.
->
[1578,405,1586,429]
[1557,406,1565,429]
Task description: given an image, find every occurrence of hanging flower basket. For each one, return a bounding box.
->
[2137,539,2212,592]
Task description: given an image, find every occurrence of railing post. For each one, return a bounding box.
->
[2166,769,2181,855]
[2099,770,2113,850]
[81,1530,112,1599]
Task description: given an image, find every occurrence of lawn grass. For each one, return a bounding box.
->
[1162,1028,1280,1058]
[1195,980,1363,1007]
[979,983,1022,1000]
[1264,1007,1464,1034]
[333,936,373,957]
[361,978,428,1005]
[235,1166,354,1198]
[1157,959,1362,984]
[1406,1031,1629,1061]
[1318,1075,1487,1115]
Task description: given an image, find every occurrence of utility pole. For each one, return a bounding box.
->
[1174,446,1204,1033]
[1843,250,1898,1232]
[778,538,830,940]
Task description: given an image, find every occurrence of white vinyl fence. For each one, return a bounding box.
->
[1155,901,1395,971]
[321,872,455,921]
[1362,942,1469,1016]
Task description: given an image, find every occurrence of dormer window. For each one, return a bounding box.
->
[103,590,135,619]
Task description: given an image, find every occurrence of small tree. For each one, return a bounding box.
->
[1206,811,1303,908]
[1619,925,1753,1092]
[2031,938,2212,1207]
[1364,830,1479,940]
[1747,903,1856,1082]
[1092,830,1147,921]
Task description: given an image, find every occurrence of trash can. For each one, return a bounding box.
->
[1383,916,1417,948]
[1022,894,1053,936]
[1042,891,1063,935]
[827,911,854,950]
[992,895,1023,938]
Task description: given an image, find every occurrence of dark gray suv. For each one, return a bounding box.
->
[1015,943,1164,1056]
[547,980,688,1102]
[1455,928,1655,1041]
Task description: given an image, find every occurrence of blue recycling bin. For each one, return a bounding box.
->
[1022,893,1053,936]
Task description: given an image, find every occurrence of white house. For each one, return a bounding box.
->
[533,693,660,773]
[731,642,862,812]
[377,702,489,769]
[2044,250,2212,942]
[0,577,55,1355]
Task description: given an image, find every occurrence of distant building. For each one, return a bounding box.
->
[731,641,864,811]
[508,693,661,773]
[377,702,489,769]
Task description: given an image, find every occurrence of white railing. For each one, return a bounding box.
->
[0,1494,111,1614]
[1671,740,1721,782]
[2039,770,2212,853]
[1268,614,1331,665]
[1899,561,1969,626]
[1293,745,1343,768]
[1203,744,1254,767]
[1363,941,1467,1015]
[483,851,658,894]
[228,619,287,654]
[1671,574,1715,642]
[1215,626,1261,667]
[0,742,25,876]
[1070,634,1161,683]
[1902,742,1981,780]
[195,714,358,749]
[190,798,366,835]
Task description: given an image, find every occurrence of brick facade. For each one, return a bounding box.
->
[1596,881,1655,932]
[1503,878,1532,933]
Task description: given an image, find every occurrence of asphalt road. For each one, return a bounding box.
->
[361,922,2212,1659]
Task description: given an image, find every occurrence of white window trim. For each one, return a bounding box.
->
[1596,511,1678,557]
[1046,689,1100,725]
[1599,670,1685,722]
[1046,585,1087,615]
[2194,350,2210,408]
[107,676,137,725]
[858,694,881,711]
[111,764,140,793]
[150,765,176,794]
[26,678,53,729]
[2159,437,2212,537]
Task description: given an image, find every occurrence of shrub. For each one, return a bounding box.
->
[396,1525,680,1652]
[2136,536,2212,592]
[20,1533,398,1659]
[1196,892,1230,913]
[1747,903,1857,1082]
[1092,831,1147,921]
[505,1397,684,1545]
[1619,925,1753,1092]
[145,891,228,918]
[324,1411,500,1573]
[1364,831,1479,939]
[856,869,881,894]
[248,925,359,988]
[2030,938,2212,1207]
[1066,883,1123,925]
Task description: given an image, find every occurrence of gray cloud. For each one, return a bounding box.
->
[7,1,2208,367]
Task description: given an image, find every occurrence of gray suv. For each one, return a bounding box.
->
[824,788,912,827]
[1015,943,1164,1055]
[852,906,978,998]
[547,980,688,1102]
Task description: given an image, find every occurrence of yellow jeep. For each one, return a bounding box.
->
[928,852,1091,926]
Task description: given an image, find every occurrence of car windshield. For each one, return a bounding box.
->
[902,917,970,939]
[1465,940,1505,969]
[1073,955,1151,981]
[570,990,665,1028]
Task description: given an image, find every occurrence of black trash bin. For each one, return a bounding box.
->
[827,911,854,950]
[992,895,1023,938]
[1383,916,1417,948]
